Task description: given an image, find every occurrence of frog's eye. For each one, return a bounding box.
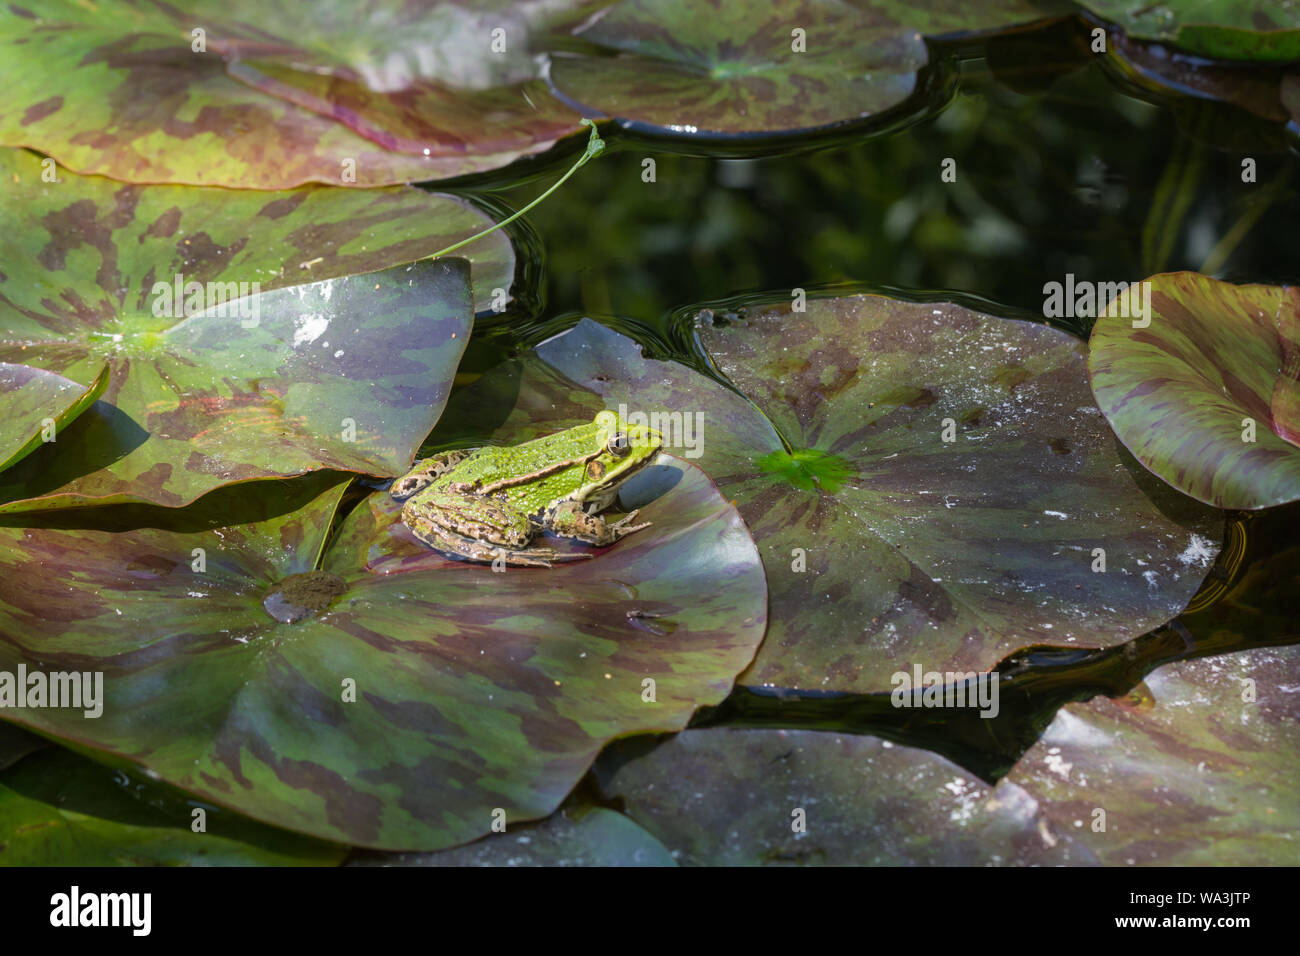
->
[607,432,630,458]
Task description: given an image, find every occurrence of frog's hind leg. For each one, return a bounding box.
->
[405,492,591,568]
[419,525,592,568]
[390,449,475,500]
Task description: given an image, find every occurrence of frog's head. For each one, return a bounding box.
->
[574,410,662,510]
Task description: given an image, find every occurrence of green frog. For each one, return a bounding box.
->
[391,411,663,567]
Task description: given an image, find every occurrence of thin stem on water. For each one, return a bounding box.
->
[1200,167,1292,276]
[425,119,606,261]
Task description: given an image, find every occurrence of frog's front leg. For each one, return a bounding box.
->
[544,500,652,547]
[390,449,475,501]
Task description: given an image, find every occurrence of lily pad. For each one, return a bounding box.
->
[347,806,676,866]
[1077,1,1300,63]
[0,1,584,187]
[0,146,512,314]
[547,0,1068,136]
[1088,272,1300,510]
[592,729,1090,864]
[226,63,581,162]
[0,455,766,850]
[438,312,1220,693]
[1105,32,1292,124]
[0,747,344,866]
[0,146,511,511]
[0,362,109,473]
[1006,643,1300,864]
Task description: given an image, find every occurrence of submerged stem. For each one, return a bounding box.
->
[1200,167,1292,276]
[425,119,606,261]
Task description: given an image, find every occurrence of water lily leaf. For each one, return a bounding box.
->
[0,148,498,511]
[1105,33,1291,124]
[348,806,676,866]
[0,256,471,512]
[0,1,585,187]
[592,729,1091,864]
[547,0,1068,136]
[226,62,582,161]
[1077,1,1300,62]
[0,747,344,866]
[180,0,599,89]
[0,362,109,473]
[1088,273,1300,510]
[0,144,512,315]
[0,454,765,850]
[1006,644,1300,864]
[443,313,1219,693]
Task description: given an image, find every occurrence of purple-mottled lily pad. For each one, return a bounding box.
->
[347,806,676,866]
[592,728,1092,864]
[0,362,109,473]
[0,1,587,187]
[1105,33,1292,123]
[0,747,344,865]
[1077,1,1300,63]
[0,455,766,849]
[1088,273,1300,510]
[1006,643,1300,864]
[547,0,1068,136]
[226,63,581,161]
[0,146,512,313]
[0,147,517,511]
[437,313,1220,693]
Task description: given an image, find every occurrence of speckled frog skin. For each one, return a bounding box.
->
[391,411,663,566]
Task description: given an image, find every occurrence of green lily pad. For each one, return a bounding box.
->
[1088,272,1300,510]
[0,362,109,473]
[348,806,677,866]
[547,0,1068,136]
[1077,1,1300,63]
[0,1,584,187]
[592,729,1090,864]
[0,147,509,511]
[0,747,344,865]
[1005,643,1300,864]
[439,312,1219,693]
[0,453,765,850]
